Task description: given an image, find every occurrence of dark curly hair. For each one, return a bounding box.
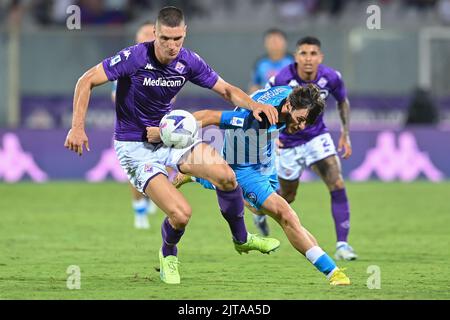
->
[288,83,325,125]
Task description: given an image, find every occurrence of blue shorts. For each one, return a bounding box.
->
[233,165,279,210]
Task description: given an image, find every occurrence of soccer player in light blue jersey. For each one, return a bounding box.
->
[174,84,350,285]
[248,29,294,94]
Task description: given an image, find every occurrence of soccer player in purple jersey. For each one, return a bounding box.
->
[263,36,357,261]
[64,6,280,285]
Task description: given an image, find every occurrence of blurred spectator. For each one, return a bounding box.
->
[318,0,345,16]
[25,108,55,129]
[248,28,294,93]
[78,0,130,25]
[405,87,439,125]
[277,0,309,20]
[437,0,450,24]
[2,0,26,28]
[30,0,132,26]
[403,0,437,9]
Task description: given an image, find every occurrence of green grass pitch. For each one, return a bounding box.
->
[0,181,449,300]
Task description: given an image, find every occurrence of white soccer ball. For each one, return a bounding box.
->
[159,110,198,149]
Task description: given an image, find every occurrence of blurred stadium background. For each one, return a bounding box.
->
[0,0,449,181]
[1,0,450,300]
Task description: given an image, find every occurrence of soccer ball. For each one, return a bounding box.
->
[159,110,199,149]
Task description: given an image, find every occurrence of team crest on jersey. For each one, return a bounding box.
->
[288,79,299,87]
[175,62,185,73]
[317,77,328,88]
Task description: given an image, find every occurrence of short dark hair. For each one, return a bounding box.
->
[288,84,325,125]
[156,6,185,27]
[264,28,287,40]
[296,36,321,48]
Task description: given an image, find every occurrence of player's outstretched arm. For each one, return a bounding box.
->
[337,98,352,159]
[64,63,109,156]
[194,110,252,130]
[193,110,222,128]
[211,77,278,125]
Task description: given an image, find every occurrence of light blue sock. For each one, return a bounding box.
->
[306,246,337,277]
[132,199,148,216]
[193,177,216,190]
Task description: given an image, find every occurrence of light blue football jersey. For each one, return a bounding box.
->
[221,86,291,171]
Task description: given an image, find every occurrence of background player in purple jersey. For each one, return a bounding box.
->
[264,36,357,261]
[64,6,280,285]
[111,21,158,230]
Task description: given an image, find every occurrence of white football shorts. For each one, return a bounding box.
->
[114,139,202,193]
[276,133,337,181]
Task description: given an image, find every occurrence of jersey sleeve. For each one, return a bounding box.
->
[102,44,146,81]
[219,110,271,130]
[331,70,348,103]
[220,111,253,130]
[188,52,219,89]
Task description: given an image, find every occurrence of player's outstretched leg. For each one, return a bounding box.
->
[256,192,350,285]
[311,156,357,261]
[145,174,192,284]
[178,143,280,254]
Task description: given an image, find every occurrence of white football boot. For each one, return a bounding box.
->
[334,242,358,261]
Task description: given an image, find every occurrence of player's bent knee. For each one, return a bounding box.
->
[212,166,237,191]
[329,177,345,191]
[167,204,192,228]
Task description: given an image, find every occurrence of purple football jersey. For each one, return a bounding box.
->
[102,41,219,141]
[269,63,347,148]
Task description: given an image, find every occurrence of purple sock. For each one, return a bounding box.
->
[330,188,350,242]
[161,218,185,257]
[216,185,248,244]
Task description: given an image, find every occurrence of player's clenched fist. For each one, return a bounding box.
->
[146,126,162,143]
[64,128,90,156]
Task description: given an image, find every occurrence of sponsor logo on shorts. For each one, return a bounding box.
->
[144,164,153,173]
[247,192,257,204]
